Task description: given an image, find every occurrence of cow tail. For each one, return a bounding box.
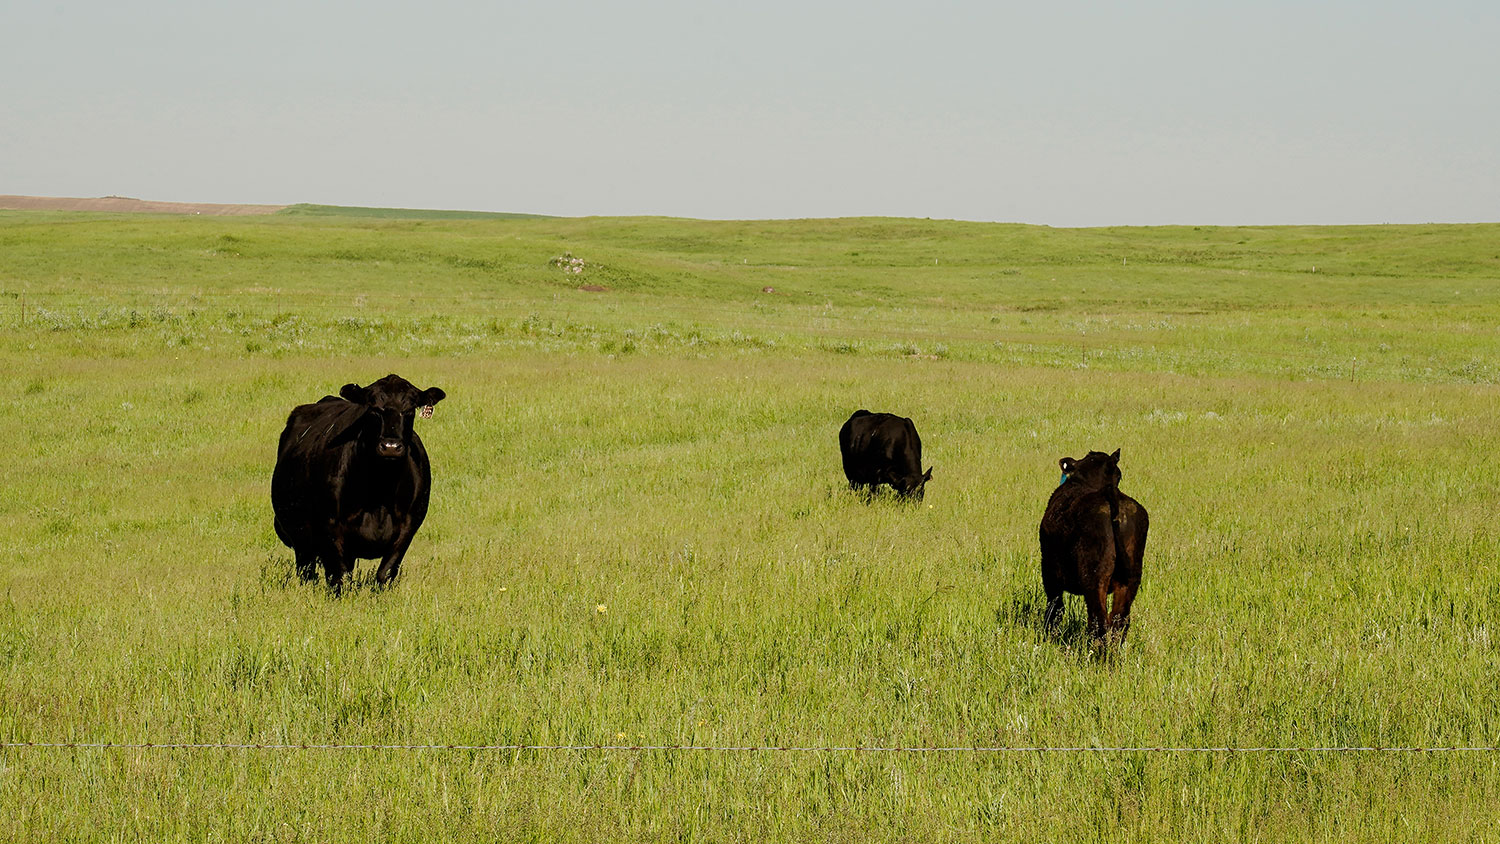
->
[1105,486,1126,569]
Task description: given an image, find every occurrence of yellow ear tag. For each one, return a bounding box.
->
[419,405,434,419]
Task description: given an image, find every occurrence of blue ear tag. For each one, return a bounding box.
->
[1059,473,1069,487]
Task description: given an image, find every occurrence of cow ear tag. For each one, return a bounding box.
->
[419,405,434,419]
[1059,472,1069,487]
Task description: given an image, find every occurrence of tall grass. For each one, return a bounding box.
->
[2,212,1499,841]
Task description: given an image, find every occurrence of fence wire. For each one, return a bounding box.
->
[5,740,1498,754]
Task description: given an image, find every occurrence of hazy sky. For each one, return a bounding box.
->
[3,1,1497,226]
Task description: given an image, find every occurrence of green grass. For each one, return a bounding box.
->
[278,203,556,220]
[3,211,1500,841]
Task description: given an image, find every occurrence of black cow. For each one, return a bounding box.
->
[271,374,446,589]
[838,410,932,500]
[1039,449,1148,645]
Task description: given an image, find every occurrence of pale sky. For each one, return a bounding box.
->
[2,0,1497,226]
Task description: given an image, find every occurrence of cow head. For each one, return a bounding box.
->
[891,466,934,500]
[338,374,446,459]
[1058,449,1121,490]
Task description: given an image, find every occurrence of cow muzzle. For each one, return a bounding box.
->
[376,439,406,458]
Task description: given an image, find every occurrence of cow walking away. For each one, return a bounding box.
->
[272,374,446,590]
[1039,449,1148,645]
[839,410,932,500]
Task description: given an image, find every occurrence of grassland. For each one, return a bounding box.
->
[2,210,1500,841]
[278,203,555,221]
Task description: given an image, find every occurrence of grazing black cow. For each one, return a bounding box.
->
[1039,449,1148,645]
[838,410,933,500]
[271,374,446,589]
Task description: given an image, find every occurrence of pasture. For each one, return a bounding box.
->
[3,210,1500,841]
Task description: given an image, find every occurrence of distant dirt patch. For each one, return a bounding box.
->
[579,284,610,292]
[0,195,287,216]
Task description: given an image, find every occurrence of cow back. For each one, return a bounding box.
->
[840,410,924,487]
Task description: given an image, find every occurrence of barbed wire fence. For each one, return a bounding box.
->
[4,740,1499,754]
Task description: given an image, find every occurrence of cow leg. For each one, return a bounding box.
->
[374,534,415,587]
[1076,524,1116,648]
[1041,566,1065,633]
[294,548,318,583]
[325,560,350,592]
[322,532,352,593]
[1039,539,1065,633]
[1043,591,1064,633]
[1108,581,1139,644]
[1083,586,1109,645]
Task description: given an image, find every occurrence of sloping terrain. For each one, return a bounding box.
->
[0,194,286,215]
[3,212,1500,842]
